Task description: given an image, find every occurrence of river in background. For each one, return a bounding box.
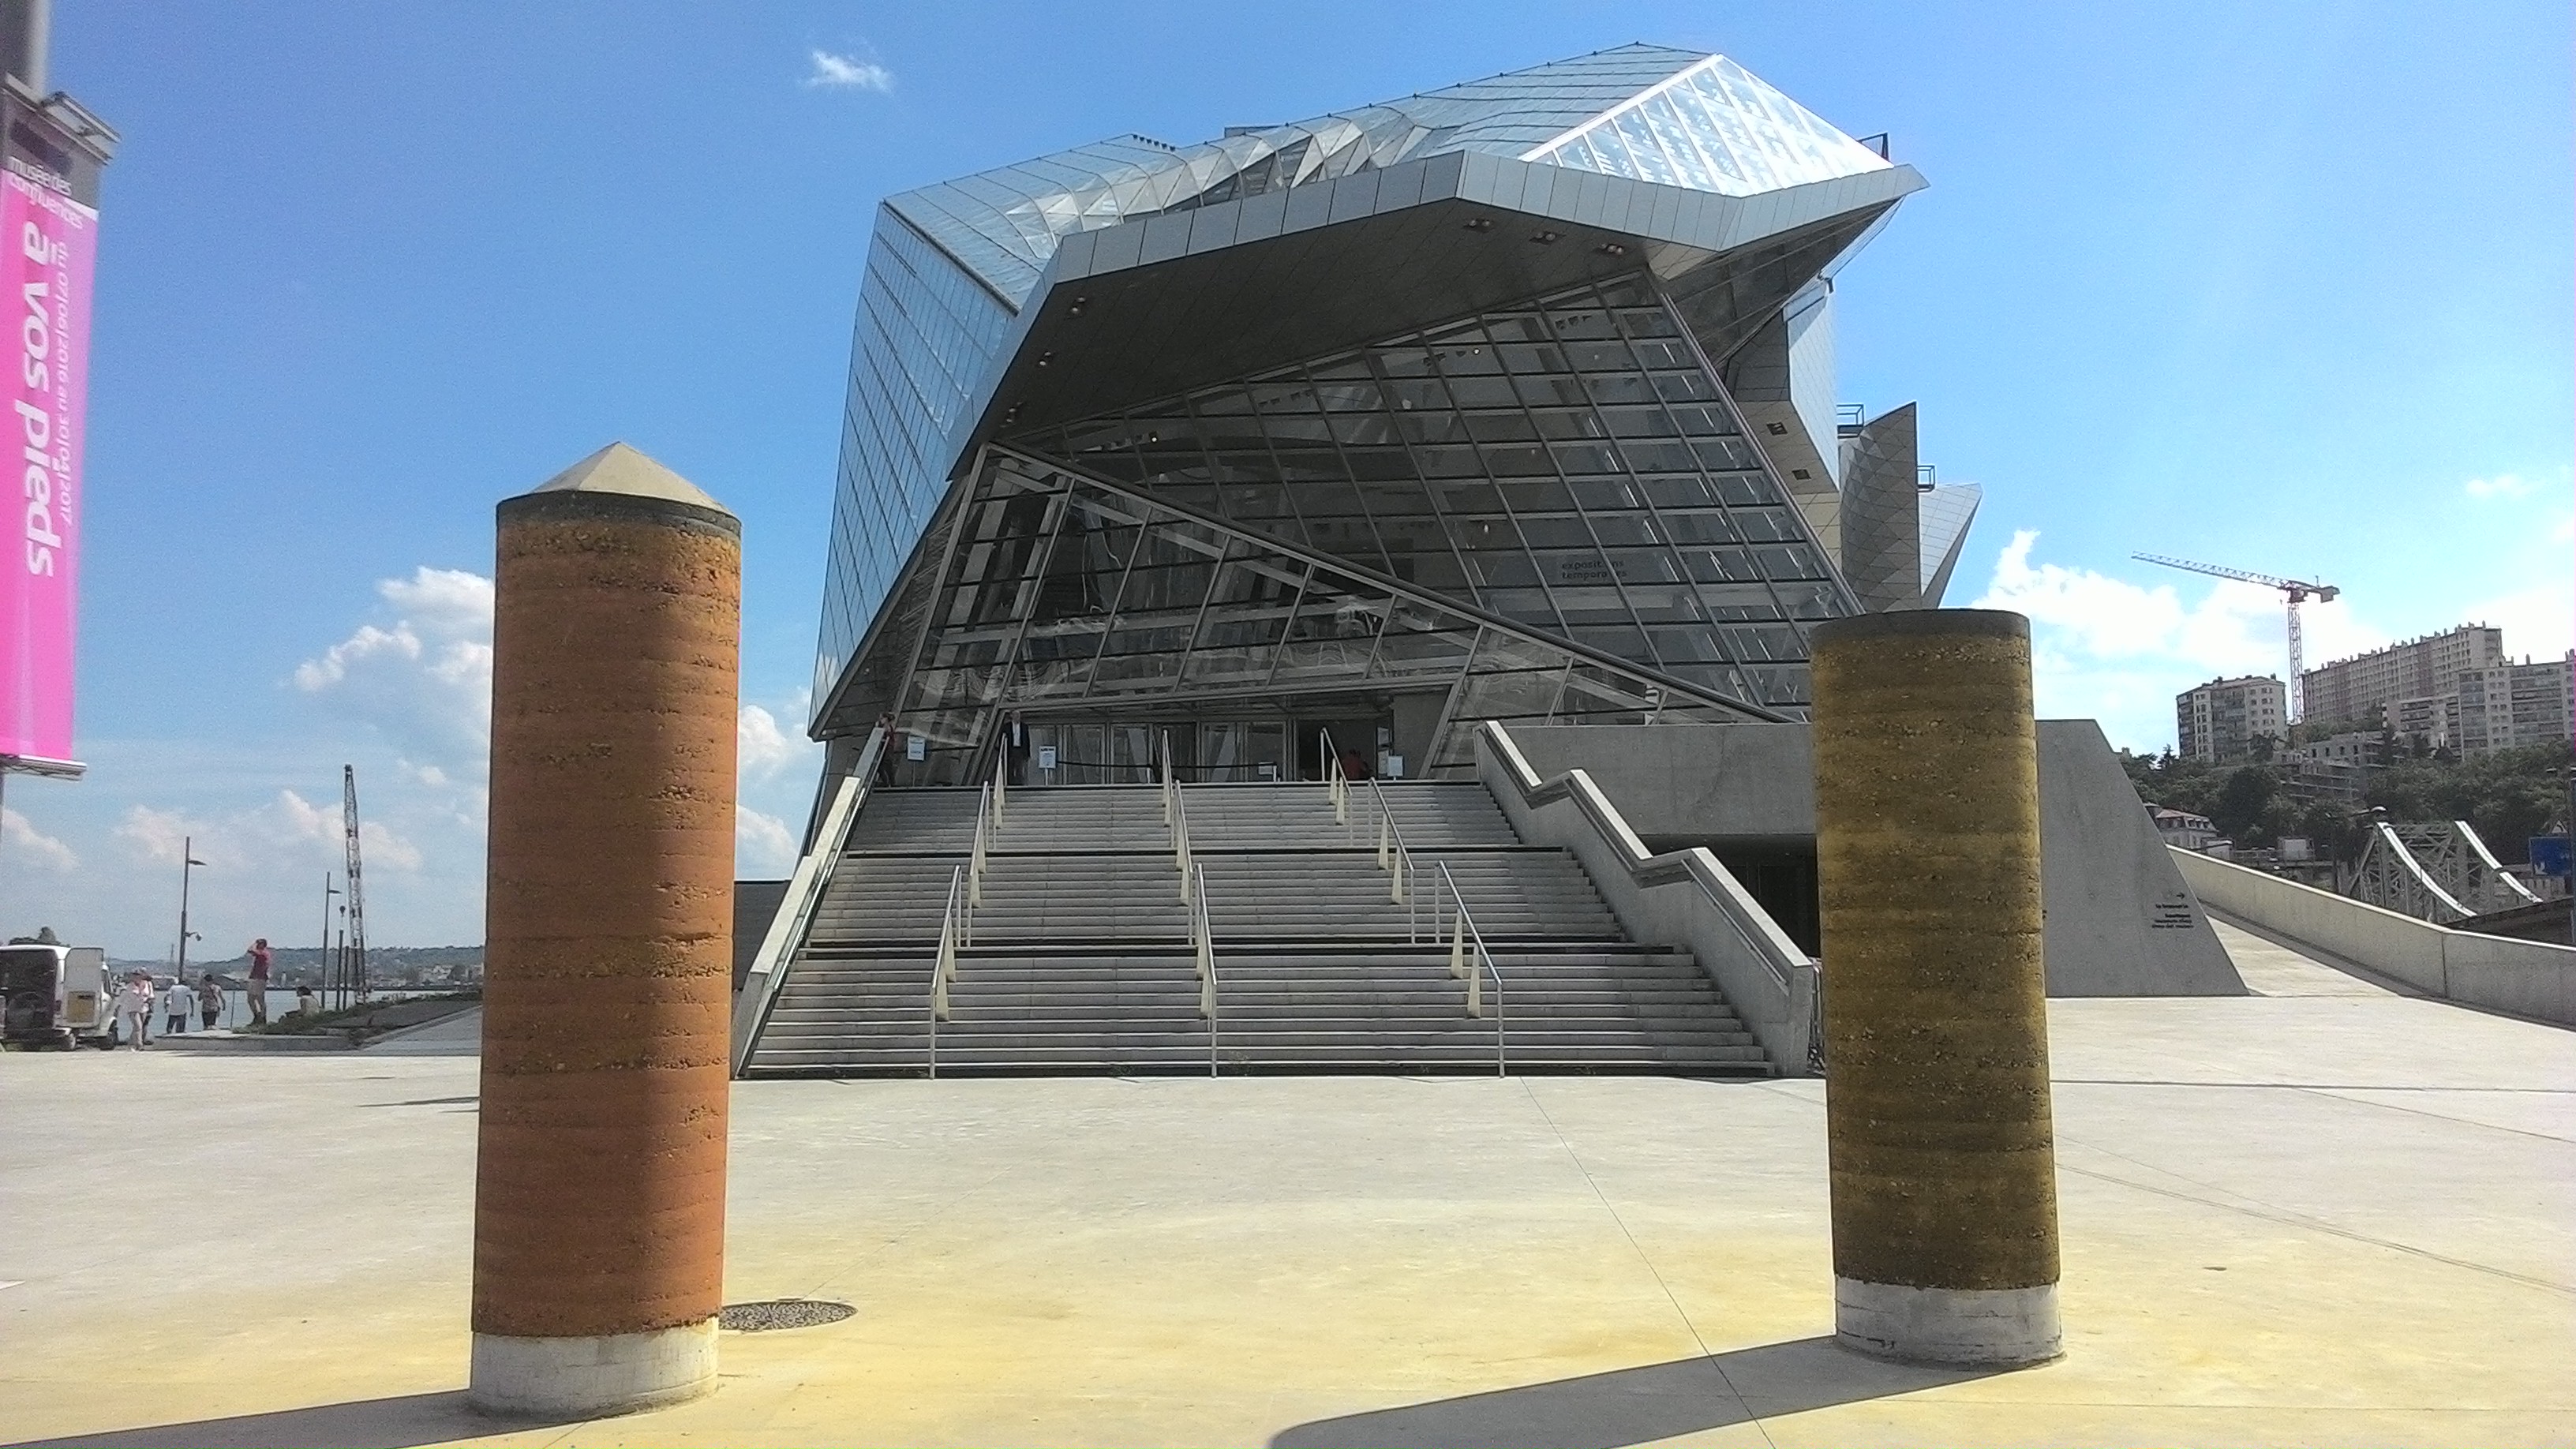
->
[113,987,447,1036]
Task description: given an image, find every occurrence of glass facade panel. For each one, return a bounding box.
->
[1009,275,1853,715]
[856,448,1796,784]
[811,207,1016,721]
[807,43,1913,764]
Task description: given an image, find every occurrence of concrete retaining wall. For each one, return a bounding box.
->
[1507,720,2245,998]
[2173,848,2576,1027]
[1479,724,1816,1074]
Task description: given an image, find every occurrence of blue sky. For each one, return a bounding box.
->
[3,0,2567,955]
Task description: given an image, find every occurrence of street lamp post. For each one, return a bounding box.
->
[175,836,207,978]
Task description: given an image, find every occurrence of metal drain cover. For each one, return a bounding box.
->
[719,1299,856,1332]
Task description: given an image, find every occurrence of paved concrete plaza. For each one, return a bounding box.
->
[2,923,2571,1447]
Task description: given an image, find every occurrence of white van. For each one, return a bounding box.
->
[0,943,113,1048]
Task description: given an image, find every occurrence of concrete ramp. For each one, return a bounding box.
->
[2037,720,2245,996]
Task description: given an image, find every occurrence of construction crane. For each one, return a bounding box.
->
[341,765,369,1005]
[2134,555,2340,721]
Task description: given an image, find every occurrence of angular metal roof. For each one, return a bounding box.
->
[888,43,1893,304]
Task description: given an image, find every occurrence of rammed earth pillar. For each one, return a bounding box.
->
[1809,608,2062,1368]
[470,443,740,1415]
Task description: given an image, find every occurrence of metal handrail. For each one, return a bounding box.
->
[968,781,992,911]
[1315,727,1419,939]
[1368,774,1419,940]
[1162,730,1197,906]
[1192,861,1218,1077]
[1319,727,1352,840]
[1434,861,1506,1076]
[990,730,1008,826]
[732,728,882,1076]
[929,863,964,1079]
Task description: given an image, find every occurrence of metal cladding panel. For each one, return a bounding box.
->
[1378,162,1428,210]
[1091,223,1145,272]
[1839,402,1922,613]
[1235,188,1290,240]
[1327,169,1383,223]
[1455,148,1505,206]
[1283,180,1336,233]
[1052,227,1099,275]
[1186,204,1241,254]
[949,159,1915,466]
[811,45,1923,739]
[1138,212,1193,264]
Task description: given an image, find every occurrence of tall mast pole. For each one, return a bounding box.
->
[320,873,340,1009]
[343,766,369,1003]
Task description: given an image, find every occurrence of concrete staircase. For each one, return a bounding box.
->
[741,782,1770,1078]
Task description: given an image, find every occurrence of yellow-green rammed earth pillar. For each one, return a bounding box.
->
[1810,608,2061,1367]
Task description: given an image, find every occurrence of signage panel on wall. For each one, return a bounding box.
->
[0,86,103,769]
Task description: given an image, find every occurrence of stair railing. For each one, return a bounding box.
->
[1163,731,1198,907]
[1192,861,1218,1077]
[991,730,1008,826]
[1434,860,1507,1077]
[1365,774,1420,942]
[1318,727,1351,840]
[968,780,995,913]
[929,863,965,1079]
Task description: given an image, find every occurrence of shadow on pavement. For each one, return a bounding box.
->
[1271,1335,1998,1448]
[9,1390,565,1448]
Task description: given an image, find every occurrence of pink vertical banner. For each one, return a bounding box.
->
[0,167,95,762]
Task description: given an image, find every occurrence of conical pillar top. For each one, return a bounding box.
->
[523,440,732,515]
[502,441,737,535]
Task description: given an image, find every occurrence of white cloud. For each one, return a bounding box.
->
[805,49,893,91]
[739,703,812,781]
[2464,473,2537,500]
[294,567,494,782]
[737,807,798,876]
[115,804,200,868]
[46,564,826,954]
[2,807,77,871]
[2456,579,2576,661]
[380,566,495,637]
[1970,530,2390,751]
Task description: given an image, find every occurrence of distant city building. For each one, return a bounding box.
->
[2301,625,2503,728]
[2282,731,2385,770]
[2146,805,2218,852]
[2276,728,2382,803]
[2383,693,2453,753]
[2453,653,2575,756]
[2177,675,2286,765]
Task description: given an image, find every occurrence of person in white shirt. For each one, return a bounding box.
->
[161,978,193,1035]
[114,974,155,1048]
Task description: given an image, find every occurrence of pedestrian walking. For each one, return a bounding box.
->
[160,977,192,1036]
[874,713,899,787]
[245,938,272,1024]
[1004,710,1030,787]
[196,973,223,1030]
[114,972,153,1048]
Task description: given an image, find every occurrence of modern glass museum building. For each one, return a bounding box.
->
[806,43,1979,787]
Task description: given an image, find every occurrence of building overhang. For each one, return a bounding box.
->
[947,151,1924,470]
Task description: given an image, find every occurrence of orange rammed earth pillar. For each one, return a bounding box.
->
[469,443,739,1416]
[1809,608,2062,1368]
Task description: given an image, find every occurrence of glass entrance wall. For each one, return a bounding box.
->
[1013,273,1855,713]
[868,448,1753,785]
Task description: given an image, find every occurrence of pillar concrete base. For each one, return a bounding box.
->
[1833,1278,2061,1368]
[468,1320,718,1417]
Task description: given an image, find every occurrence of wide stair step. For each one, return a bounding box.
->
[743,781,1773,1079]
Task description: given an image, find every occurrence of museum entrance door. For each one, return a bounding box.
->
[1021,713,1390,784]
